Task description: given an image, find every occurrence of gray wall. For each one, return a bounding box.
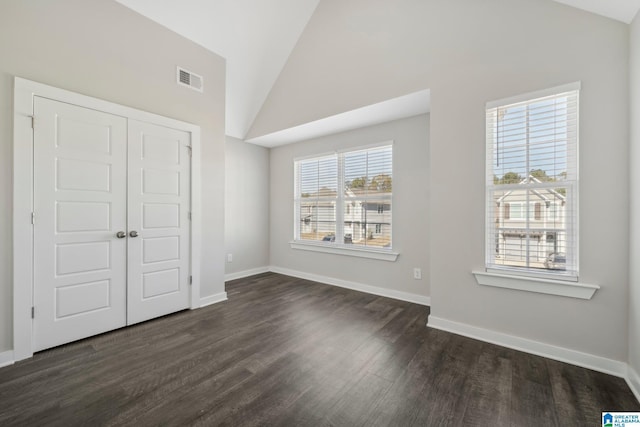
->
[630,12,640,379]
[270,114,430,298]
[225,136,270,275]
[252,0,630,361]
[0,0,226,353]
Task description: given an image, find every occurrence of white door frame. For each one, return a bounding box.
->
[13,77,202,361]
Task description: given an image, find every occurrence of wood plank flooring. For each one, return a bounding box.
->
[0,272,638,426]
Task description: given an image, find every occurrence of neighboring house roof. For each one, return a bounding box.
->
[497,176,566,204]
[347,186,392,197]
[302,187,392,199]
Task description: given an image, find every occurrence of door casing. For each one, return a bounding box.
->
[13,77,202,361]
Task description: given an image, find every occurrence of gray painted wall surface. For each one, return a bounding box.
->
[225,136,270,275]
[254,0,630,361]
[0,0,226,353]
[270,114,430,298]
[630,12,640,378]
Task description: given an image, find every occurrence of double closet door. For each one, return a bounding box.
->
[32,97,192,352]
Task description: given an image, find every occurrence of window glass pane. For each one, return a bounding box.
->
[491,96,574,184]
[487,88,577,277]
[490,188,568,272]
[296,155,337,242]
[295,145,392,249]
[343,146,393,247]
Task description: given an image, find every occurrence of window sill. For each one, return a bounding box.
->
[290,241,399,262]
[472,270,599,300]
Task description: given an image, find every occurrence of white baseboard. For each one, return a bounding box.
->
[0,350,15,369]
[199,292,228,308]
[225,266,270,282]
[628,364,640,403]
[220,266,639,390]
[269,266,430,306]
[427,315,627,378]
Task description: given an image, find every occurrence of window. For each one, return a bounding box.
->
[294,144,393,249]
[509,202,525,220]
[505,202,542,221]
[486,83,579,279]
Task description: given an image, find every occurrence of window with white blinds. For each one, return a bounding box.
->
[294,144,393,249]
[486,83,579,280]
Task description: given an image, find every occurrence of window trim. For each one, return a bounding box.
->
[486,82,581,109]
[480,81,600,300]
[293,141,395,254]
[290,240,399,261]
[484,82,582,286]
[472,270,599,300]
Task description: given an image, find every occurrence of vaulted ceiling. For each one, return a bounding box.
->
[552,0,640,23]
[115,0,320,139]
[115,0,640,141]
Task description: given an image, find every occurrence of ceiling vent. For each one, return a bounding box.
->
[177,66,203,92]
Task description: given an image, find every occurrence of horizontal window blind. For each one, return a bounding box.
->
[486,86,578,279]
[294,144,393,249]
[344,146,393,248]
[295,155,338,242]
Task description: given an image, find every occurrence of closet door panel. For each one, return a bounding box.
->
[32,97,127,352]
[127,120,191,324]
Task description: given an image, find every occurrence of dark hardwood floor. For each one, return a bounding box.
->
[0,272,638,426]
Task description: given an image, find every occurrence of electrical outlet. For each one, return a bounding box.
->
[413,268,422,280]
[227,253,233,263]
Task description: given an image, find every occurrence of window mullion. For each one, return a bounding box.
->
[293,162,300,240]
[525,104,531,269]
[336,153,344,243]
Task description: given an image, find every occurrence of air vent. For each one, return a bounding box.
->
[176,66,203,92]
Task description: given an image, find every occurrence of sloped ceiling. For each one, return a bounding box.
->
[115,0,639,142]
[553,0,640,23]
[115,0,320,139]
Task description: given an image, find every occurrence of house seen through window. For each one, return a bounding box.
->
[294,144,393,249]
[485,84,579,279]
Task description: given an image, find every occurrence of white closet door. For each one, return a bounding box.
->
[127,120,191,325]
[33,97,128,352]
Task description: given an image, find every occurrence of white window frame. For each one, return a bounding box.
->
[474,82,599,299]
[290,142,398,262]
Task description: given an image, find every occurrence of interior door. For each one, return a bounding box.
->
[33,97,128,351]
[126,120,191,325]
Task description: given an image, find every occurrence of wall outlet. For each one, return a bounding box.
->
[226,253,233,263]
[413,268,422,280]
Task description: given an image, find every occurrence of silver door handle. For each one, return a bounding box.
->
[129,231,139,238]
[116,231,126,239]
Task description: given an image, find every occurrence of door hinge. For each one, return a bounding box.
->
[187,145,192,156]
[31,212,35,225]
[189,275,193,285]
[30,116,35,129]
[31,306,34,319]
[188,212,192,221]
